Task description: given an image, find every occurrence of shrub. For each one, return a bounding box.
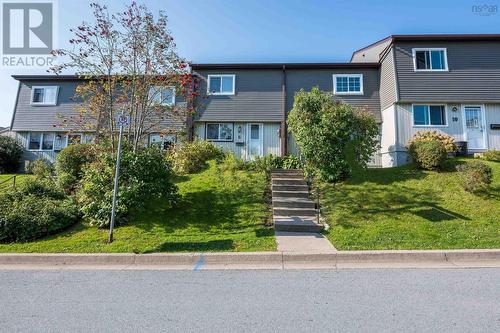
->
[456,161,493,193]
[287,88,379,182]
[78,147,178,227]
[250,154,283,173]
[408,131,456,154]
[28,158,53,179]
[0,179,79,242]
[55,144,97,191]
[282,155,303,170]
[0,136,23,173]
[218,153,250,172]
[168,140,225,175]
[478,150,500,162]
[408,140,448,170]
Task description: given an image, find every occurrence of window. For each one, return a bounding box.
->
[149,86,175,106]
[28,132,55,150]
[333,74,363,94]
[413,105,447,126]
[31,86,59,105]
[149,133,176,150]
[29,132,41,150]
[206,123,233,141]
[207,75,235,95]
[413,49,448,71]
[68,134,82,145]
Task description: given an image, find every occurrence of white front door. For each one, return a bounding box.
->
[247,123,263,159]
[463,106,486,149]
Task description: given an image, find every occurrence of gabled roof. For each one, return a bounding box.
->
[351,34,500,63]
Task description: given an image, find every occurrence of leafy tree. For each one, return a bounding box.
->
[0,136,23,173]
[51,2,199,152]
[287,87,379,182]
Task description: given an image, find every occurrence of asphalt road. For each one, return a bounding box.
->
[1,268,499,332]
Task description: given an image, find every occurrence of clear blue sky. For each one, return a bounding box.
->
[1,0,499,126]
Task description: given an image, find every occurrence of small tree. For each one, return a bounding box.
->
[0,136,23,173]
[287,88,379,182]
[51,2,199,152]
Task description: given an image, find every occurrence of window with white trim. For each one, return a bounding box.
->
[413,105,447,126]
[31,86,59,105]
[207,75,235,95]
[206,123,233,141]
[28,132,55,151]
[413,49,448,71]
[68,134,82,145]
[149,133,176,150]
[149,86,175,106]
[333,74,363,94]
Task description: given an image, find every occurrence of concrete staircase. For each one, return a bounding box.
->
[271,169,324,233]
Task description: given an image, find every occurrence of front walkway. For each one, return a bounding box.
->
[275,231,336,252]
[271,169,336,252]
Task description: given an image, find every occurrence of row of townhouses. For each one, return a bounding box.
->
[9,34,500,168]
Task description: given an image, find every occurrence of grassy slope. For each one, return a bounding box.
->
[0,174,31,191]
[322,158,500,250]
[0,162,276,253]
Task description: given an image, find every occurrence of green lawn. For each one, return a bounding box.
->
[0,174,31,192]
[322,158,500,250]
[0,162,276,253]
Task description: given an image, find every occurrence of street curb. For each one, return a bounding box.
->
[0,250,498,270]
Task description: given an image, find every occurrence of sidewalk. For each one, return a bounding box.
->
[275,231,336,252]
[0,249,498,270]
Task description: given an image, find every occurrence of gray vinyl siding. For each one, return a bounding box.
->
[379,47,398,110]
[285,68,381,122]
[11,80,83,131]
[193,69,283,122]
[394,41,500,102]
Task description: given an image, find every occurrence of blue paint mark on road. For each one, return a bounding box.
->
[193,254,205,271]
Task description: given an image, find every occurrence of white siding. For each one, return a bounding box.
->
[380,105,398,167]
[194,122,281,160]
[485,104,500,150]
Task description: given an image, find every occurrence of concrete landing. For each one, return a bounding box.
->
[275,231,336,252]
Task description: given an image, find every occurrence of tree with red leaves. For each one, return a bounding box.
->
[51,2,199,152]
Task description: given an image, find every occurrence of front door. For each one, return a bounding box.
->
[247,123,263,159]
[464,106,486,149]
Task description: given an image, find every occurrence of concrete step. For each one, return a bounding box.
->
[274,216,323,233]
[271,173,304,179]
[272,178,307,186]
[272,190,309,199]
[273,207,317,216]
[273,198,315,208]
[272,184,309,192]
[271,169,303,174]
